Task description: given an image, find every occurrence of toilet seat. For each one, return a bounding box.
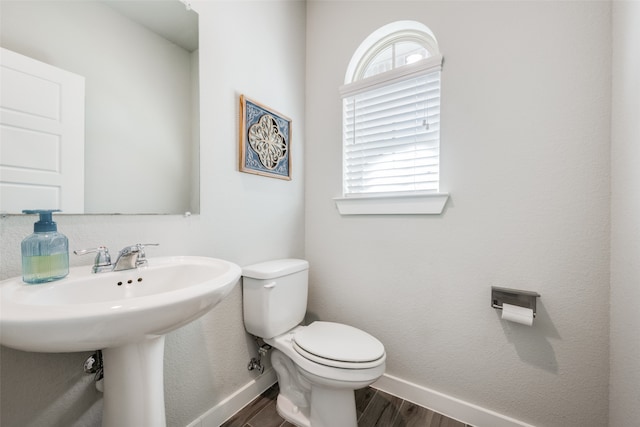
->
[292,322,385,369]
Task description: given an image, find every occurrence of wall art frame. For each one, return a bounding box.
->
[239,95,292,180]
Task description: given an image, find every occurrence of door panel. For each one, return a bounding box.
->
[1,47,85,213]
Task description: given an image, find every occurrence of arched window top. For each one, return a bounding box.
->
[337,20,447,215]
[345,21,440,84]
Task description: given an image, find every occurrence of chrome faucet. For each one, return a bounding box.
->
[113,244,151,271]
[75,243,158,273]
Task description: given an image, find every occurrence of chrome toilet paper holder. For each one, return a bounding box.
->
[491,286,540,317]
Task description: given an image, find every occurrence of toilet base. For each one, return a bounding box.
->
[266,329,384,427]
[309,385,357,427]
[276,385,358,427]
[276,394,310,427]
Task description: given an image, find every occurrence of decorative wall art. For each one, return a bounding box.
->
[239,95,292,180]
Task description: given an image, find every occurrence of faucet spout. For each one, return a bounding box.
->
[113,246,143,271]
[113,243,158,271]
[75,243,158,273]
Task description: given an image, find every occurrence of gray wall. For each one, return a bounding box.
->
[305,2,611,426]
[0,1,306,426]
[610,1,640,426]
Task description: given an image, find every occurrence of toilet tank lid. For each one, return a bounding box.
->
[242,259,309,279]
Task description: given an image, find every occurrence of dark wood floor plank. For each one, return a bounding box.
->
[355,386,377,418]
[434,413,468,427]
[391,401,431,427]
[220,385,279,427]
[426,409,467,427]
[247,399,288,427]
[357,389,403,426]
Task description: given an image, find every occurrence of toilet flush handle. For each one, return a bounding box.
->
[264,281,276,289]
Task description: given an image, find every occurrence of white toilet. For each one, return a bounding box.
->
[242,259,386,427]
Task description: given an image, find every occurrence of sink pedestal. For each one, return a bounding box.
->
[102,336,166,427]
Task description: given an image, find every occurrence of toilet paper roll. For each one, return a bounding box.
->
[501,303,534,326]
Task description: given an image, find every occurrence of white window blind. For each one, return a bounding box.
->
[341,57,442,197]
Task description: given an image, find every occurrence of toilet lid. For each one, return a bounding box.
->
[292,322,385,368]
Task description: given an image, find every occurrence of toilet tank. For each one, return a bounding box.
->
[242,259,309,339]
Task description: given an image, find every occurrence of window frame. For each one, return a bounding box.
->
[335,23,449,215]
[353,31,438,81]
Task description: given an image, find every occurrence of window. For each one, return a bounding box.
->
[335,21,448,215]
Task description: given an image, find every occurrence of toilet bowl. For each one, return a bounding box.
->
[242,259,386,427]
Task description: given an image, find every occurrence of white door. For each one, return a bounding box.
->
[0,47,85,213]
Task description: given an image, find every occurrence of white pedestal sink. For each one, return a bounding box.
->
[0,256,241,427]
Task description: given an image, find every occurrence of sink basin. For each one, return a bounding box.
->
[0,255,241,426]
[0,256,241,352]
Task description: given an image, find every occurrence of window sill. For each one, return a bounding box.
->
[333,192,449,215]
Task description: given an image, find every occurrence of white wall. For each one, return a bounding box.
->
[305,2,611,426]
[0,1,306,426]
[3,1,635,426]
[610,1,640,426]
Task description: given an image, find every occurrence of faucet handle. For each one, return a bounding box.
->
[74,246,112,273]
[137,243,158,264]
[138,243,159,249]
[119,243,158,251]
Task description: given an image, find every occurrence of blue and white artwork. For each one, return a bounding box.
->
[241,97,291,180]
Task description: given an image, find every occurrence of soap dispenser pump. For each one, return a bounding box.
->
[21,209,69,284]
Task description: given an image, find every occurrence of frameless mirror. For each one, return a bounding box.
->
[0,0,199,214]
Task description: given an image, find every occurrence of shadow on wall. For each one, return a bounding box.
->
[308,303,559,374]
[498,302,559,374]
[0,347,102,426]
[304,311,321,326]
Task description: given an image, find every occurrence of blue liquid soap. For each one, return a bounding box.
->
[21,210,69,284]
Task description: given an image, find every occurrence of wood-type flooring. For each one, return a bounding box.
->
[221,383,472,427]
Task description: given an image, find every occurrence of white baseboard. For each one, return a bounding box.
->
[371,374,535,427]
[186,369,277,427]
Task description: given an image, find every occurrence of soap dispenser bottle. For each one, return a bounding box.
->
[21,209,69,284]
